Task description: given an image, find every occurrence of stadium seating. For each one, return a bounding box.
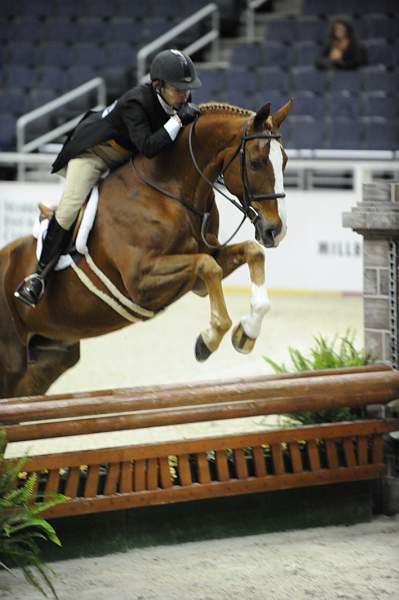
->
[0,0,398,153]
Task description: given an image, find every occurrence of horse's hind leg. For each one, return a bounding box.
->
[213,241,270,354]
[12,339,81,397]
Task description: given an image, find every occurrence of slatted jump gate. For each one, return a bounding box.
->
[1,365,398,519]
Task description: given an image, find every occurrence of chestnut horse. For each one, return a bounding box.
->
[0,99,292,399]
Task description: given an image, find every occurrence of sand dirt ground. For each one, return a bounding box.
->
[0,516,398,600]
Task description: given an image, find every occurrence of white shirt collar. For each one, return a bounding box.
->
[156,92,176,116]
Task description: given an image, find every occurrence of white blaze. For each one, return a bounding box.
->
[269,139,287,245]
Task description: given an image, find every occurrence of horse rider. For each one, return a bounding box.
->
[15,48,202,308]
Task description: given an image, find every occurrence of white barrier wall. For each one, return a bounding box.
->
[0,182,362,293]
[0,181,63,247]
[217,189,362,293]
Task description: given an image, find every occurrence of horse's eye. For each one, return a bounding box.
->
[250,159,264,171]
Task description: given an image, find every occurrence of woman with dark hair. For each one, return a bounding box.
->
[316,19,368,70]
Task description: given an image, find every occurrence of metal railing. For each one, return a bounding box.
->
[246,0,271,41]
[16,78,106,180]
[137,3,220,83]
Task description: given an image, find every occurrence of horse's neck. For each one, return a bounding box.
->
[146,112,244,207]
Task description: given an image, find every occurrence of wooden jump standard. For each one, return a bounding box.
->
[1,365,398,519]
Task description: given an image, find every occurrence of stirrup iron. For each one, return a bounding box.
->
[14,273,45,308]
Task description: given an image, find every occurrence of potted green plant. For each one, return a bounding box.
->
[0,431,68,599]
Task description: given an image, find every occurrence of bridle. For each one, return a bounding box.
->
[131,116,285,250]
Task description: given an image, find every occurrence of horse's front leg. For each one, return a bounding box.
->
[215,241,270,354]
[124,253,233,362]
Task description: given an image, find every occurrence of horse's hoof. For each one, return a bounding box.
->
[231,323,256,354]
[195,335,212,362]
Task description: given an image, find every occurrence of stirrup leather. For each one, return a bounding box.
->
[14,273,45,308]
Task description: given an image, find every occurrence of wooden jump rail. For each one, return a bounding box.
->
[1,365,398,519]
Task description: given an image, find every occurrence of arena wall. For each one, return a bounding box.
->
[0,181,362,292]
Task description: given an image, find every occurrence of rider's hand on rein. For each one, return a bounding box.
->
[176,103,201,126]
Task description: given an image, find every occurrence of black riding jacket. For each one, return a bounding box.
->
[51,84,175,173]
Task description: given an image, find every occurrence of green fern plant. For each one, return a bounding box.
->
[264,331,374,424]
[0,431,68,598]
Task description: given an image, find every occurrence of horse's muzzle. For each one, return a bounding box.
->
[254,219,282,248]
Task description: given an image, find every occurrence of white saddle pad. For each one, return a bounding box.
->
[33,187,99,271]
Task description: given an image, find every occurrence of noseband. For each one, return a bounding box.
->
[132,117,285,250]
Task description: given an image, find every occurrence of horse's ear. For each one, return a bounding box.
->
[253,102,271,129]
[271,99,293,128]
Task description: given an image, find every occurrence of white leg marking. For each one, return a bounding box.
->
[240,283,271,339]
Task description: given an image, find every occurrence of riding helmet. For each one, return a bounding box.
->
[150,49,202,90]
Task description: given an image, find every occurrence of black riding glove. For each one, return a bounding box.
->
[177,103,200,126]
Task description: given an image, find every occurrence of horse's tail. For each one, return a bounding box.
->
[0,244,28,379]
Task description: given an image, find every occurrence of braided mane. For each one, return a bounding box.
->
[199,102,254,117]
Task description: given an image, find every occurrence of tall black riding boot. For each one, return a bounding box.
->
[14,216,71,308]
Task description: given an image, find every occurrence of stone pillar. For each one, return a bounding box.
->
[343,181,399,515]
[342,181,399,367]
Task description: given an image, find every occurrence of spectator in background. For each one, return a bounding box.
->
[316,18,368,70]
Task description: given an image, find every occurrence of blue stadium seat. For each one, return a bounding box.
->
[147,0,181,21]
[286,115,324,149]
[54,0,82,18]
[117,0,149,18]
[29,89,58,110]
[43,18,77,44]
[0,89,28,115]
[0,19,13,44]
[362,117,399,150]
[262,41,293,68]
[294,41,320,66]
[231,44,263,68]
[327,117,361,149]
[79,0,117,18]
[197,69,227,96]
[3,0,37,18]
[7,42,39,66]
[364,68,399,93]
[29,0,57,17]
[363,91,398,119]
[257,67,289,95]
[296,17,327,43]
[225,89,253,110]
[180,0,210,17]
[365,39,394,68]
[66,66,97,89]
[142,20,172,44]
[330,70,362,93]
[104,21,143,44]
[36,67,67,93]
[37,43,74,68]
[359,14,397,41]
[225,67,257,95]
[4,66,36,89]
[70,44,106,68]
[291,91,324,118]
[266,19,297,43]
[0,114,16,151]
[74,20,107,45]
[302,0,359,16]
[104,43,135,68]
[328,90,357,119]
[394,42,399,68]
[13,18,47,43]
[290,66,326,93]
